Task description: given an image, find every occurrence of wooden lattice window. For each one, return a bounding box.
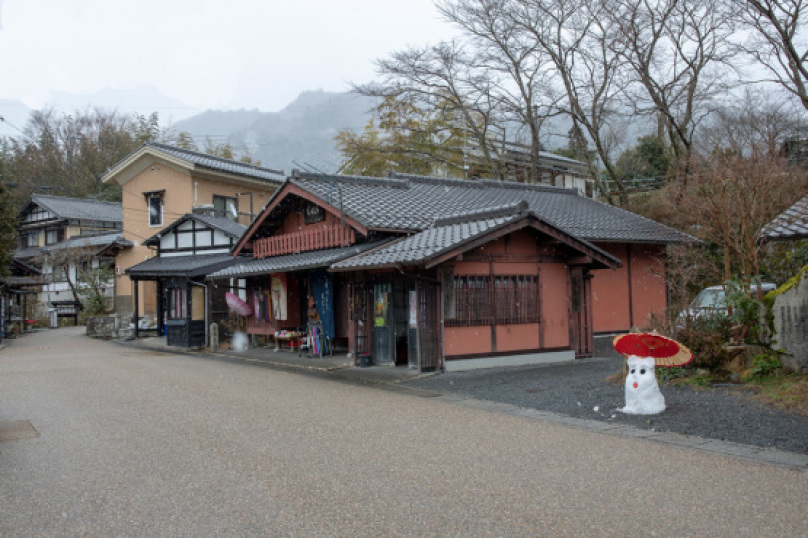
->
[446,275,491,326]
[494,275,540,324]
[446,274,539,326]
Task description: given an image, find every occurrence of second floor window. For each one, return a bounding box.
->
[213,195,238,221]
[45,229,62,245]
[148,195,163,227]
[20,231,40,248]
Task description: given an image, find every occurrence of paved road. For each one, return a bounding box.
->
[2,328,807,535]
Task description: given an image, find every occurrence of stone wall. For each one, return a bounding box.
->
[771,271,808,372]
[86,314,135,340]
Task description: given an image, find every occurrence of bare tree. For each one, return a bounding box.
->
[689,149,806,279]
[696,88,804,154]
[507,0,632,204]
[611,0,737,183]
[355,41,506,177]
[736,0,808,111]
[437,0,564,182]
[355,0,568,183]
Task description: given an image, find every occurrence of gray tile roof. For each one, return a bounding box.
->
[14,247,42,260]
[761,195,808,241]
[332,215,522,270]
[23,194,122,222]
[331,202,620,271]
[126,254,242,279]
[143,213,246,246]
[191,213,247,238]
[208,241,392,279]
[286,172,694,244]
[42,232,133,253]
[146,142,285,183]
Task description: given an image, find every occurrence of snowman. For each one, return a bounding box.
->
[620,355,665,414]
[612,332,693,416]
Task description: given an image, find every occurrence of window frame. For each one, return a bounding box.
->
[168,287,187,319]
[445,273,539,327]
[20,231,40,248]
[213,195,238,221]
[45,228,62,245]
[148,194,163,227]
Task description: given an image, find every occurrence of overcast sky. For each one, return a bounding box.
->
[0,0,455,119]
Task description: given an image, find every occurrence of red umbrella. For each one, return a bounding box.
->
[612,331,693,367]
[225,292,253,317]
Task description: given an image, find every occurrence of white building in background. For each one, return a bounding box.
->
[14,194,131,319]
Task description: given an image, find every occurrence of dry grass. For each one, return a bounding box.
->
[750,376,808,416]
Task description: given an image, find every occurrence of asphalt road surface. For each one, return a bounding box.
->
[2,328,807,535]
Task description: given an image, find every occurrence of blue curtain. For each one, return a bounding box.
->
[310,270,335,339]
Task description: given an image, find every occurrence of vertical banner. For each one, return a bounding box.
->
[310,270,335,339]
[271,273,287,320]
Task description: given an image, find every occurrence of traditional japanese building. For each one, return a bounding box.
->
[125,210,247,347]
[210,171,694,371]
[14,194,130,321]
[100,142,284,326]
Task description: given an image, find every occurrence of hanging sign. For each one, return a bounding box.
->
[304,203,325,224]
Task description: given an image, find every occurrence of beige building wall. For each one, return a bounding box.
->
[113,163,277,317]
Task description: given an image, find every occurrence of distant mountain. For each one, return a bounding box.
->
[1,86,202,139]
[174,91,376,174]
[48,86,202,123]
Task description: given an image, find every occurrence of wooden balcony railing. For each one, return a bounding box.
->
[253,224,356,259]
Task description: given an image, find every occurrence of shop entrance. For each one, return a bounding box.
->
[372,282,395,365]
[364,277,439,370]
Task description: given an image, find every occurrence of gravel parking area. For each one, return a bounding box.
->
[401,337,808,454]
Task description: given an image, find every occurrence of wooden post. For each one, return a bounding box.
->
[133,280,140,339]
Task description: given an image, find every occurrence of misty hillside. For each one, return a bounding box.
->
[0,99,33,137]
[174,91,376,174]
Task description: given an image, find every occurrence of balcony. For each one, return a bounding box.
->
[253,224,356,259]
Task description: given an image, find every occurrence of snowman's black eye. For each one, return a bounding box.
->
[640,369,646,375]
[630,368,636,374]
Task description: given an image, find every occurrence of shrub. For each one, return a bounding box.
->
[750,351,782,377]
[723,278,766,344]
[675,314,733,370]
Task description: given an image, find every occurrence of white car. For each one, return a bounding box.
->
[685,282,777,320]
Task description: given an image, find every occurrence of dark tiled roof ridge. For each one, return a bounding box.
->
[190,213,247,236]
[292,170,580,195]
[31,193,121,208]
[761,195,808,241]
[291,170,409,189]
[579,198,697,243]
[146,141,285,176]
[389,172,579,195]
[432,201,529,227]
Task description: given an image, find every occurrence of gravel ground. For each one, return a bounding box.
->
[401,337,808,454]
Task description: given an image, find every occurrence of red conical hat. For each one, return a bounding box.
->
[612,331,693,367]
